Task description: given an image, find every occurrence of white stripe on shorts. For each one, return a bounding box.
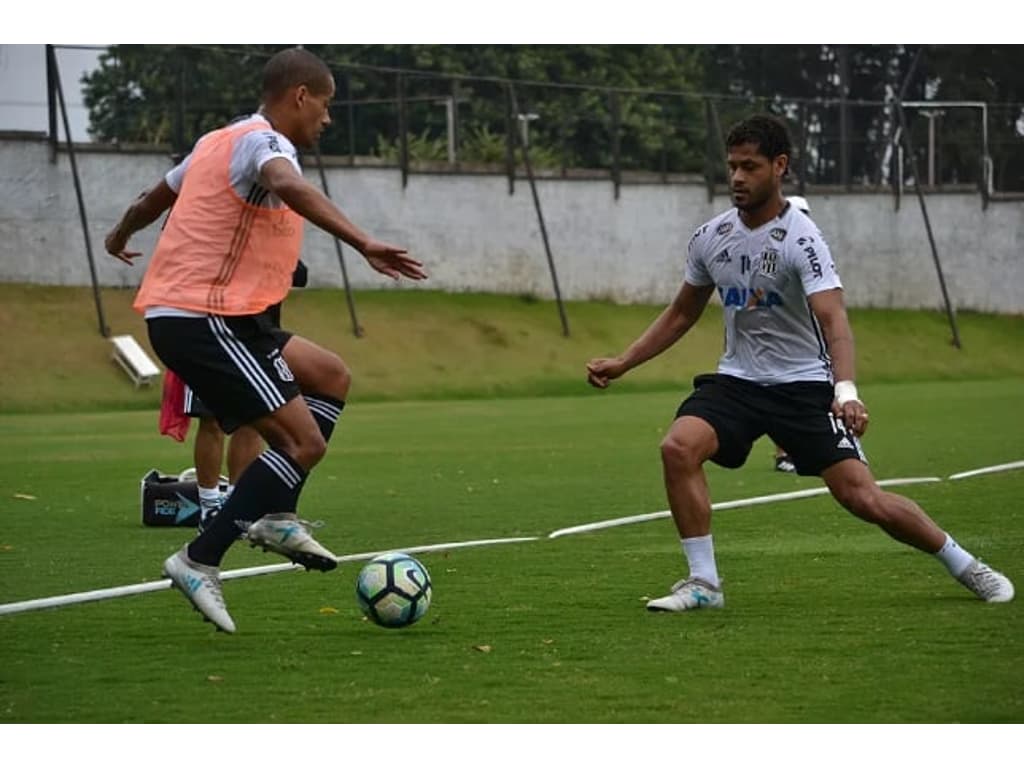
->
[207,316,286,412]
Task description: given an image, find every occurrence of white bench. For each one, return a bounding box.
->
[111,334,161,387]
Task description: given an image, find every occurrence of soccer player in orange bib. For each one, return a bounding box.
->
[106,47,427,632]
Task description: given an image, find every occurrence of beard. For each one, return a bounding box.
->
[732,187,773,212]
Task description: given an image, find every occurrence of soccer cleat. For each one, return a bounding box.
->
[957,560,1015,603]
[162,547,236,633]
[243,513,338,572]
[646,577,724,612]
[775,454,796,473]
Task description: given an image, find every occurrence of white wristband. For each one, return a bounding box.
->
[834,380,860,406]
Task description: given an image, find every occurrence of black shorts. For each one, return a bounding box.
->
[179,308,290,421]
[675,373,867,476]
[148,313,297,434]
[183,384,214,419]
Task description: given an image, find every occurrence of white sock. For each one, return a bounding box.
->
[681,535,720,588]
[197,485,221,510]
[934,533,975,577]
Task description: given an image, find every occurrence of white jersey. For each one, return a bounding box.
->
[685,203,843,384]
[165,114,300,208]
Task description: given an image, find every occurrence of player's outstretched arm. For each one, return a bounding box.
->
[104,181,178,265]
[260,158,427,281]
[808,287,868,437]
[587,281,714,388]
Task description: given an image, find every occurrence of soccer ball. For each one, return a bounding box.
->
[356,552,432,628]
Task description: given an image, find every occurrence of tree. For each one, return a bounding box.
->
[82,45,279,150]
[81,45,1023,190]
[696,44,1024,191]
[697,44,918,186]
[80,44,709,173]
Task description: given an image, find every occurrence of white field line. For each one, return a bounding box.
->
[0,468,995,615]
[547,476,942,539]
[948,460,1024,480]
[0,536,538,617]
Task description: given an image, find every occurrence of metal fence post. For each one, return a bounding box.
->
[397,72,408,188]
[838,44,851,189]
[345,71,355,166]
[703,98,716,203]
[48,44,109,338]
[797,101,808,195]
[46,44,58,164]
[609,90,621,200]
[504,84,515,195]
[313,145,363,338]
[172,47,186,159]
[896,46,961,349]
[508,82,570,338]
[450,78,461,169]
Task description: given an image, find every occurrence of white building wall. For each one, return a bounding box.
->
[2,137,1022,312]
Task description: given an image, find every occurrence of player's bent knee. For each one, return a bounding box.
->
[333,358,352,398]
[257,409,328,470]
[660,435,703,470]
[295,431,328,467]
[312,353,351,399]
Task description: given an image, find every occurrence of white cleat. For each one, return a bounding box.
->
[162,547,236,633]
[244,513,338,572]
[957,560,1015,603]
[646,577,724,612]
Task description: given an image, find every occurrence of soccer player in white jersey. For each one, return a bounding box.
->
[586,114,1013,610]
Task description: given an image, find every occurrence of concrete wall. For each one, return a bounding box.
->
[2,136,1022,312]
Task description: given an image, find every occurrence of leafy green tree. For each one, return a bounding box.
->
[82,45,279,149]
[696,44,1024,190]
[81,45,1022,189]
[81,44,709,173]
[698,44,918,186]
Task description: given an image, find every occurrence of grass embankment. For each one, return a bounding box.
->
[1,283,1022,412]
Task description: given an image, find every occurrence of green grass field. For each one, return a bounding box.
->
[1,380,1022,723]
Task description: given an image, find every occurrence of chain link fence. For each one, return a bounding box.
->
[55,45,1024,196]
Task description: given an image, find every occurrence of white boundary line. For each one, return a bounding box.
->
[0,536,538,617]
[0,468,997,616]
[547,476,942,539]
[948,460,1024,480]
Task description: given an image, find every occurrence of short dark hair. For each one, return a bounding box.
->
[725,114,793,170]
[261,47,333,101]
